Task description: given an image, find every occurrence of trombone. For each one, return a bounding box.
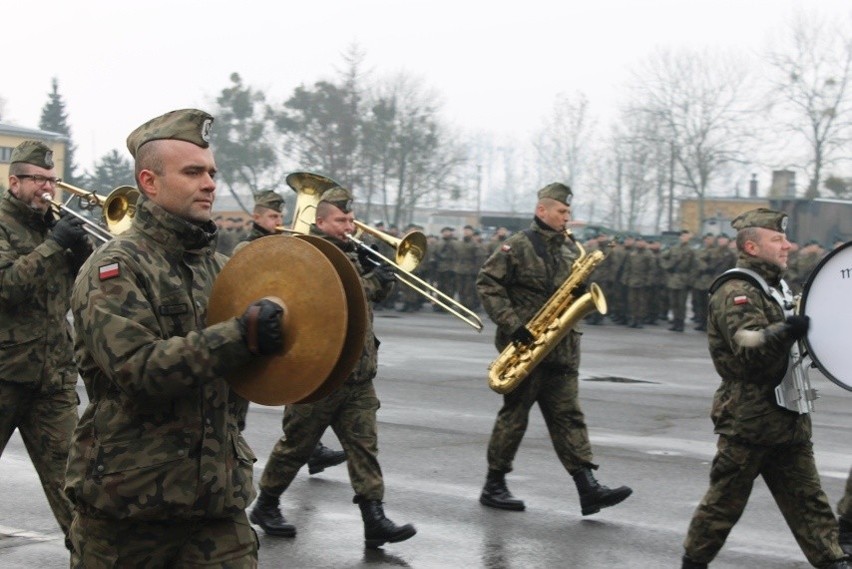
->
[44,182,140,243]
[283,171,483,331]
[346,226,484,332]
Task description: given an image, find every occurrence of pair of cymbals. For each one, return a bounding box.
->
[208,234,367,405]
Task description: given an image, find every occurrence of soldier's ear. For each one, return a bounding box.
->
[138,169,158,199]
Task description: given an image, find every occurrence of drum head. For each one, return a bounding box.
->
[800,240,852,392]
[208,235,348,405]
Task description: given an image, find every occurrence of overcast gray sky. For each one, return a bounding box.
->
[4,0,850,171]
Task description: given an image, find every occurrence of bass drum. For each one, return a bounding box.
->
[799,240,852,392]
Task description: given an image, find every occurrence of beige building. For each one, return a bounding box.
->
[0,123,68,191]
[679,197,770,236]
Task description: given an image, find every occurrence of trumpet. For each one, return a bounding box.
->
[45,182,139,243]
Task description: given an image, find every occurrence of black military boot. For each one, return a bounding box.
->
[479,469,526,511]
[249,490,296,537]
[571,466,632,516]
[356,498,417,549]
[840,517,852,556]
[307,441,346,475]
[681,555,708,569]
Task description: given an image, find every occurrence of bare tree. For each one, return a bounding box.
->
[533,92,596,197]
[629,48,754,228]
[764,12,852,198]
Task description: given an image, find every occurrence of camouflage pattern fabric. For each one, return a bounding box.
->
[455,234,481,309]
[434,235,459,301]
[257,225,393,501]
[66,196,258,523]
[660,241,697,326]
[623,245,654,324]
[69,510,257,568]
[486,366,592,474]
[839,467,852,521]
[683,252,845,566]
[0,189,86,536]
[477,219,593,474]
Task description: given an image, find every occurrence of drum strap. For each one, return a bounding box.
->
[710,268,816,414]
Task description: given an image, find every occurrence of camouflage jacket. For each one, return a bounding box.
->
[231,222,274,256]
[309,224,393,384]
[434,237,459,272]
[659,242,696,289]
[66,197,258,521]
[477,219,580,370]
[455,236,481,275]
[692,245,717,289]
[0,190,90,390]
[707,254,810,445]
[622,247,655,288]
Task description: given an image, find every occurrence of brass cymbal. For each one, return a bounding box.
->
[208,235,349,405]
[292,235,368,403]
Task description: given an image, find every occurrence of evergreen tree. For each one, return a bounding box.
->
[84,150,135,194]
[39,77,82,185]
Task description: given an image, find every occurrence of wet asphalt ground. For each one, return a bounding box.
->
[1,309,849,568]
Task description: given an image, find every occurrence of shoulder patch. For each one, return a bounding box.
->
[99,262,120,281]
[501,244,511,252]
[733,295,749,305]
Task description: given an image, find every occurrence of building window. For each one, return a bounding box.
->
[0,147,13,163]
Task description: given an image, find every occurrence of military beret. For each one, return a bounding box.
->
[254,190,285,212]
[441,226,454,232]
[537,182,572,205]
[730,208,788,233]
[126,108,214,159]
[463,224,474,230]
[679,229,692,235]
[11,140,54,169]
[319,185,354,213]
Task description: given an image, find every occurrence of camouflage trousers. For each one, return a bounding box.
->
[839,467,852,521]
[692,287,709,324]
[683,435,845,567]
[0,381,78,536]
[668,288,689,325]
[486,366,593,474]
[627,286,648,324]
[456,273,479,310]
[259,380,384,501]
[69,511,257,568]
[435,271,457,306]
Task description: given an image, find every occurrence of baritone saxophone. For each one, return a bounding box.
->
[487,231,608,394]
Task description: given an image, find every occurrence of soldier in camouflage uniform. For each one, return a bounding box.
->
[66,109,287,567]
[623,236,654,328]
[433,226,459,310]
[610,235,633,325]
[646,239,666,325]
[691,233,717,331]
[681,208,849,569]
[0,141,91,546]
[659,229,696,332]
[476,182,632,517]
[233,190,347,474]
[251,186,416,549]
[839,467,852,556]
[456,224,482,311]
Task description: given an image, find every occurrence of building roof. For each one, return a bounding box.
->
[0,122,68,141]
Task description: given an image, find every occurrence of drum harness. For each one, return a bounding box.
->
[710,268,818,414]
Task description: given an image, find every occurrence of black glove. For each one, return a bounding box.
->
[784,315,810,341]
[51,215,89,249]
[357,245,378,269]
[238,299,285,356]
[510,325,535,346]
[372,264,396,286]
[573,282,589,297]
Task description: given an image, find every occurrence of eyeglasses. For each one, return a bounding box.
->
[16,174,62,186]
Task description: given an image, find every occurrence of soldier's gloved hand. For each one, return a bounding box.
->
[372,264,396,286]
[51,216,89,249]
[357,245,378,269]
[238,298,285,356]
[573,282,589,297]
[511,325,535,346]
[784,315,810,341]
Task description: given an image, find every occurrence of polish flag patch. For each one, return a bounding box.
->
[733,295,749,305]
[99,262,120,281]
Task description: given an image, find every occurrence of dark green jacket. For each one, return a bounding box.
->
[66,197,257,521]
[0,190,89,390]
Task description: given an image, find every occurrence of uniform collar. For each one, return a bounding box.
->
[2,189,52,229]
[132,196,218,253]
[737,253,784,286]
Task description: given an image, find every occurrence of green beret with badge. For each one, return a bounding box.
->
[730,208,788,233]
[254,190,285,212]
[537,182,572,205]
[11,140,54,169]
[319,185,354,213]
[126,108,214,159]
